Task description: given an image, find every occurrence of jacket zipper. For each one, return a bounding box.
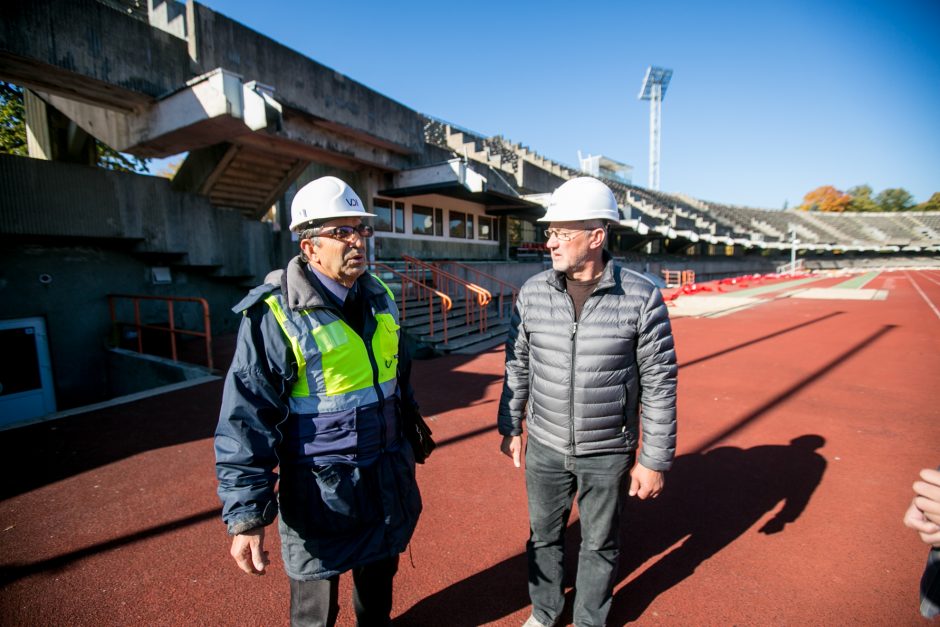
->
[566,290,578,455]
[362,302,387,451]
[332,295,388,452]
[565,285,604,456]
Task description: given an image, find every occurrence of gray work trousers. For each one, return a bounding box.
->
[289,555,399,627]
[525,437,633,627]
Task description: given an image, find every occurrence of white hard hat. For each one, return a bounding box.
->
[289,176,375,232]
[538,177,621,223]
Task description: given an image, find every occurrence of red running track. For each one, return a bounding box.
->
[1,269,938,625]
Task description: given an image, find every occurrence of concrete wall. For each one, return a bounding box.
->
[107,348,212,397]
[0,154,280,409]
[0,0,192,100]
[1,0,425,157]
[193,4,424,155]
[107,348,213,397]
[803,254,940,270]
[375,237,505,262]
[517,160,567,194]
[455,256,783,293]
[0,240,248,409]
[0,154,275,280]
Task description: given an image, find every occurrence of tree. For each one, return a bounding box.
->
[876,187,914,212]
[915,192,940,212]
[0,82,28,156]
[96,142,150,174]
[0,81,148,173]
[846,185,880,212]
[799,185,851,212]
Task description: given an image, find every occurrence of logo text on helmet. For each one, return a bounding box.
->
[346,198,359,207]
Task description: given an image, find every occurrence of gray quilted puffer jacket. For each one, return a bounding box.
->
[497,256,677,470]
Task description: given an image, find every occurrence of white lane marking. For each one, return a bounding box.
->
[906,271,940,320]
[919,271,940,287]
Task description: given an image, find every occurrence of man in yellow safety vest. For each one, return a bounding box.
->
[215,176,424,626]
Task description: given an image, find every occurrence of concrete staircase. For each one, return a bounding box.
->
[371,260,511,356]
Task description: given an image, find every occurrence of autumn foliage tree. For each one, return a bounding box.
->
[800,184,936,212]
[799,185,852,212]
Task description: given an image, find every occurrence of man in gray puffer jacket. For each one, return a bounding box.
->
[498,177,677,627]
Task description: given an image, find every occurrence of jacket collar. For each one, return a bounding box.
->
[547,250,617,292]
[284,255,387,311]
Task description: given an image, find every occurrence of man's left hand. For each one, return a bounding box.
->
[629,463,664,499]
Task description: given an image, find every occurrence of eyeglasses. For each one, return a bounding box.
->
[317,224,374,242]
[543,228,590,242]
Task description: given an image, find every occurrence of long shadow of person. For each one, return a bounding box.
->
[395,435,825,626]
[607,434,827,624]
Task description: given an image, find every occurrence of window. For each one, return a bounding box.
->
[449,210,467,238]
[478,216,496,241]
[372,198,405,233]
[394,201,404,233]
[412,205,435,235]
[434,208,443,236]
[373,198,392,232]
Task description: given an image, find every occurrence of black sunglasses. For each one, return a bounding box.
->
[318,224,374,241]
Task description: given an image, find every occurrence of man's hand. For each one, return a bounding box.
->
[904,468,940,547]
[230,527,269,575]
[629,463,664,499]
[500,435,522,468]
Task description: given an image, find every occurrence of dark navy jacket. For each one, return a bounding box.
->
[214,257,422,580]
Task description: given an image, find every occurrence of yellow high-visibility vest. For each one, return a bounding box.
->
[264,275,400,416]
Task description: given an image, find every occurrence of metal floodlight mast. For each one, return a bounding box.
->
[638,66,673,190]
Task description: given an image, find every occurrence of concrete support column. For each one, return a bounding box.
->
[186,0,198,64]
[24,90,96,165]
[24,90,52,160]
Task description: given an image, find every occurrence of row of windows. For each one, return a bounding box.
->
[372,198,497,241]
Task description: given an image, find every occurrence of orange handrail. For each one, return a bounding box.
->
[435,260,518,319]
[401,255,491,333]
[662,269,696,289]
[108,294,214,370]
[372,264,453,343]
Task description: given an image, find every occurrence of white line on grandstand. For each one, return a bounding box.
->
[905,271,940,321]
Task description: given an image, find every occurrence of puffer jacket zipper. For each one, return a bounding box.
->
[565,290,577,455]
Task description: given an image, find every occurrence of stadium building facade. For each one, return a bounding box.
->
[1,0,937,420]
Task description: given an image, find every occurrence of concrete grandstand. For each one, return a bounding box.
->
[1,0,938,419]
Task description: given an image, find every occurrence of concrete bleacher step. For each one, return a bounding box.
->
[439,322,510,355]
[395,296,511,356]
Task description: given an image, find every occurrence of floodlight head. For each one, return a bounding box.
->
[639,66,673,100]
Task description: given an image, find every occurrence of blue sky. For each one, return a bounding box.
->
[199,0,939,209]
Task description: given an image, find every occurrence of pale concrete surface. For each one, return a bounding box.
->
[788,288,889,301]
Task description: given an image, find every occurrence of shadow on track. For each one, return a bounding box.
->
[0,508,220,586]
[608,435,826,624]
[0,340,500,500]
[396,436,826,626]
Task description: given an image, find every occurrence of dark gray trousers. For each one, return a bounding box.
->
[525,437,633,627]
[289,555,399,627]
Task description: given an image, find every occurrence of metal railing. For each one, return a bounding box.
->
[435,260,518,319]
[108,294,214,370]
[372,263,453,344]
[662,269,696,288]
[401,255,492,333]
[776,258,805,274]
